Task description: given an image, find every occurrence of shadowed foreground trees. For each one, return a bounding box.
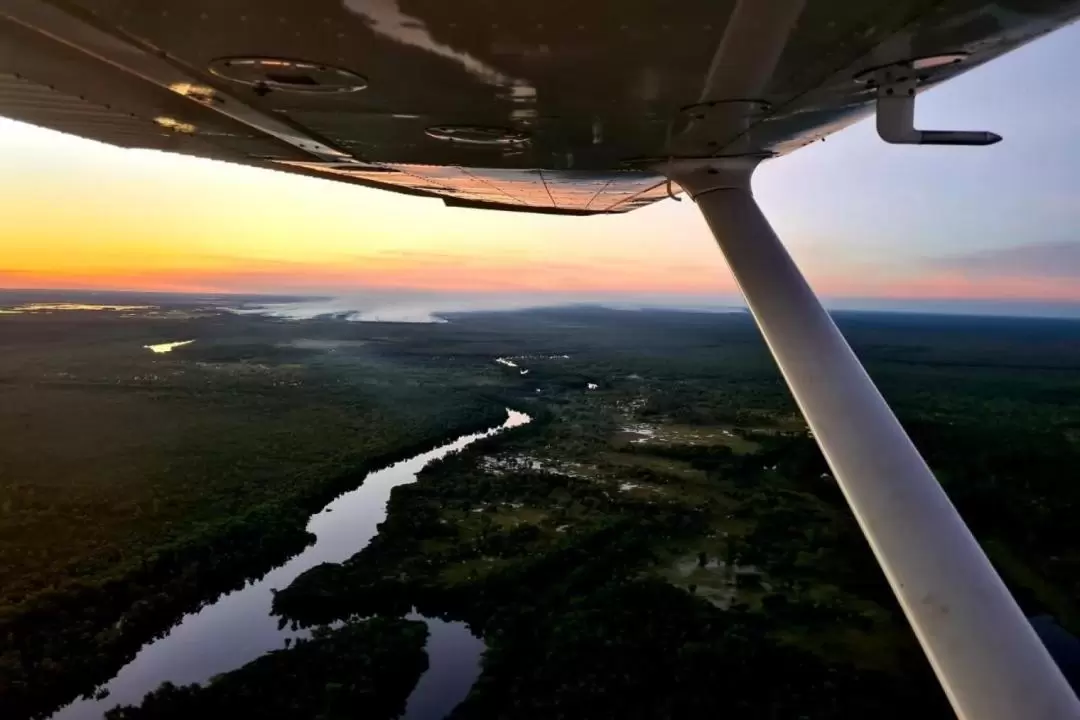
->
[3,303,1079,718]
[106,618,428,720]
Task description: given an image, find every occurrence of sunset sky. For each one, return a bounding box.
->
[2,21,1079,315]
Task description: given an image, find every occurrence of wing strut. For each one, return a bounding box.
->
[663,158,1080,720]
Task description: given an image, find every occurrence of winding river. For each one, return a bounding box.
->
[54,409,531,719]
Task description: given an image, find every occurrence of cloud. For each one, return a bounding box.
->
[801,240,1080,303]
[0,248,737,297]
[0,222,751,310]
[930,241,1080,280]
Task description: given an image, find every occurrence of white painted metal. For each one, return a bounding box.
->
[872,63,1002,146]
[668,162,1080,720]
[697,0,806,103]
[674,0,805,158]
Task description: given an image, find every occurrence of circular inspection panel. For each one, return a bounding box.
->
[854,53,969,83]
[208,57,367,93]
[424,125,530,146]
[911,53,968,70]
[680,99,772,121]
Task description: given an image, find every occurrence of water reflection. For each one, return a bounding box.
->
[143,340,194,354]
[54,409,529,719]
[402,617,485,720]
[343,0,526,91]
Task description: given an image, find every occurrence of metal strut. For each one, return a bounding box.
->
[663,159,1080,720]
[667,0,1068,714]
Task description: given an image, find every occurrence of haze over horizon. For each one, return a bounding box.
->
[3,286,1078,321]
[2,22,1079,318]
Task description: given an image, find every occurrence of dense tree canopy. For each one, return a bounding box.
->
[3,300,1079,718]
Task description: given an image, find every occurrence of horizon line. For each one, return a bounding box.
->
[1,285,1079,304]
[1,286,1079,321]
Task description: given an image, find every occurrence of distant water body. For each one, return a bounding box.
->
[220,291,1080,323]
[226,292,747,324]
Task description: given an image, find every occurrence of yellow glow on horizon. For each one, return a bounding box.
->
[2,116,1078,305]
[0,117,739,296]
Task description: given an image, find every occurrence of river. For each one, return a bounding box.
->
[54,409,532,719]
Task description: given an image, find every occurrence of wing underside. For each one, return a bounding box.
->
[1,0,1078,214]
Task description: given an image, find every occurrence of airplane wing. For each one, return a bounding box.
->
[2,0,1078,215]
[8,2,1080,717]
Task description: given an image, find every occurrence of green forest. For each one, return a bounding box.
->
[2,297,1080,718]
[0,302,508,718]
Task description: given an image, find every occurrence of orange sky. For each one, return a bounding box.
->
[1,97,1078,307]
[1,117,743,297]
[5,20,1080,310]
